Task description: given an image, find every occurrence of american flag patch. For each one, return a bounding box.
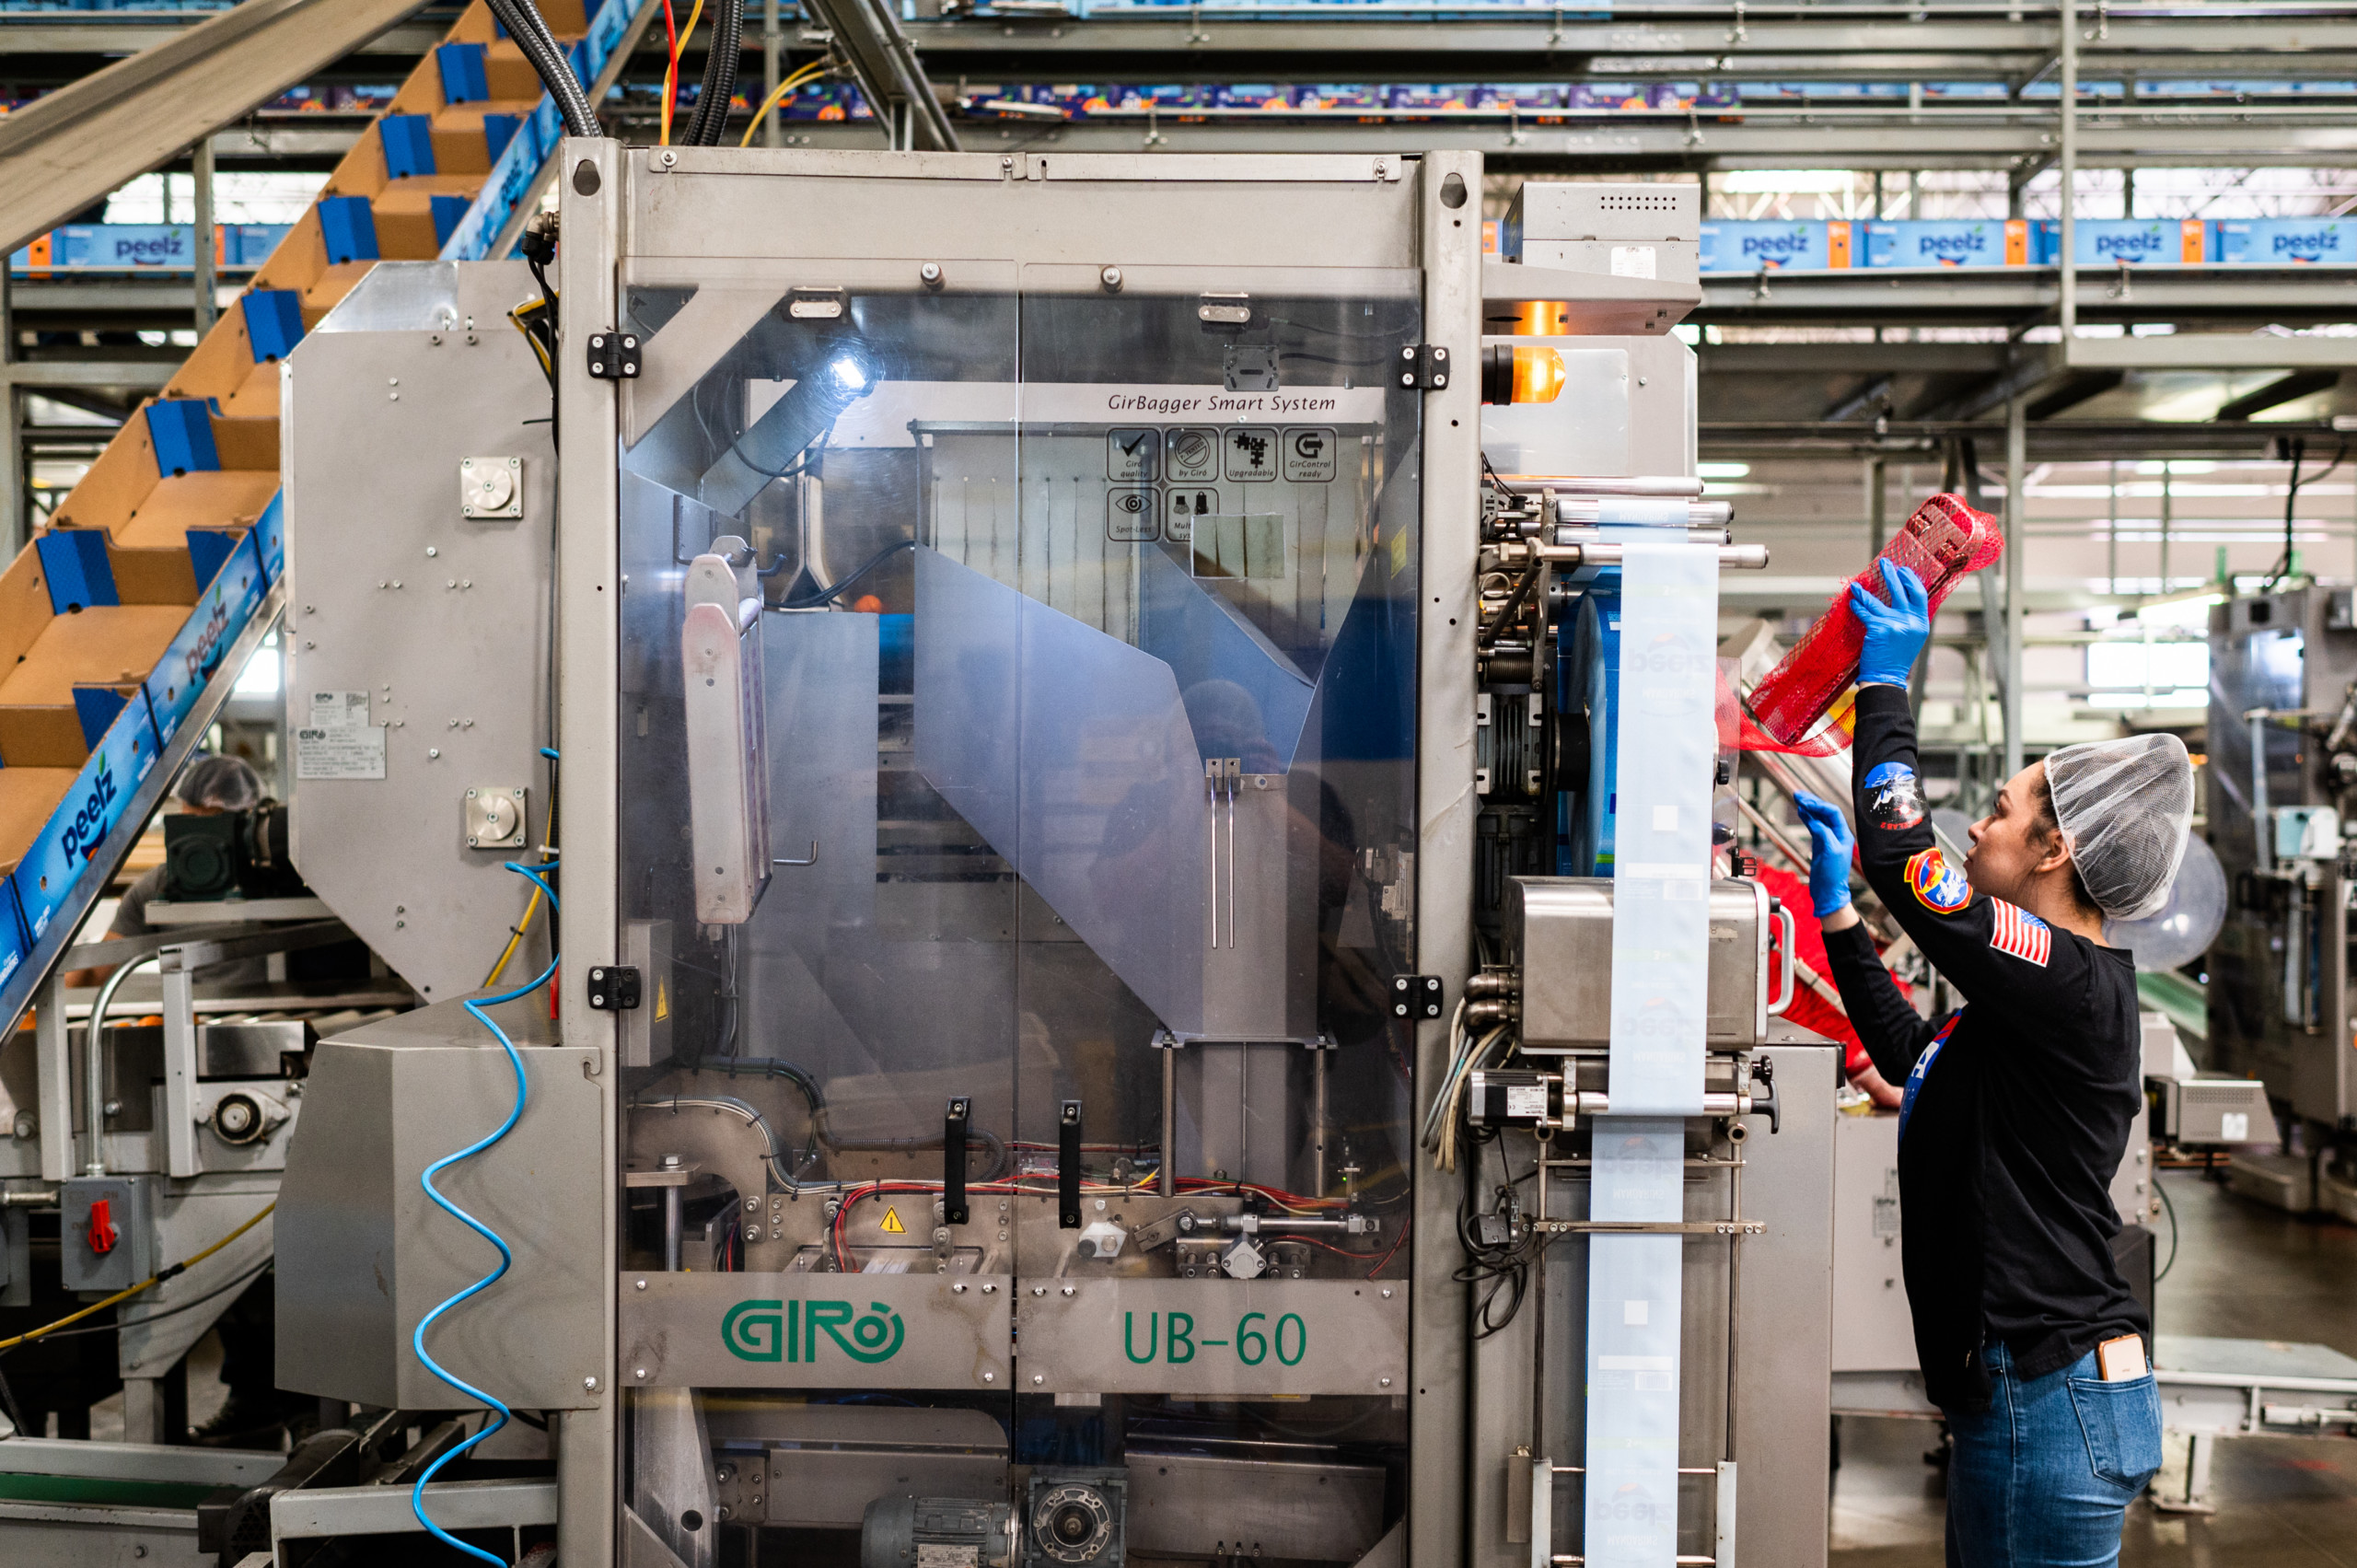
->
[1990,900,2050,967]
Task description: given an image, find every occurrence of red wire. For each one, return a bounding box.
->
[1365,1219,1411,1279]
[657,0,679,139]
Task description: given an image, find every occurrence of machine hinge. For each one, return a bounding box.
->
[586,331,641,380]
[1391,974,1445,1019]
[587,966,643,1011]
[1397,343,1450,390]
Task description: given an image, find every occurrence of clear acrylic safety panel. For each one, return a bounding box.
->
[612,249,1422,1562]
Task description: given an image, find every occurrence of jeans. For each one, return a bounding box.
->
[1943,1340,2162,1568]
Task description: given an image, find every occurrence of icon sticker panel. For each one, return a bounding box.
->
[1282,427,1337,482]
[1225,426,1278,482]
[1107,428,1159,483]
[1165,426,1218,482]
[1106,488,1159,542]
[1166,487,1219,541]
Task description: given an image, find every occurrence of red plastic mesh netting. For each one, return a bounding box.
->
[1734,493,2004,757]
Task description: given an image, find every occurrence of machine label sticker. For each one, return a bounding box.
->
[1282,427,1337,482]
[295,726,386,780]
[1904,846,1971,913]
[1505,1082,1550,1119]
[1862,761,1926,830]
[1989,900,2050,967]
[1165,427,1219,482]
[1106,489,1159,543]
[1106,428,1158,483]
[878,1206,905,1235]
[1121,1309,1307,1366]
[308,690,370,731]
[723,1298,906,1364]
[1225,427,1278,482]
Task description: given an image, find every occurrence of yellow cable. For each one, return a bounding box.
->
[0,1202,275,1353]
[661,0,707,145]
[483,790,560,990]
[739,61,830,146]
[482,882,542,988]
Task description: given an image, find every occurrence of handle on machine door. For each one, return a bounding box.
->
[1751,1055,1781,1135]
[944,1098,970,1225]
[1059,1101,1083,1229]
[1767,903,1798,1018]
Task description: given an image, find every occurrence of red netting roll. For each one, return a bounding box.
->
[1743,493,2004,752]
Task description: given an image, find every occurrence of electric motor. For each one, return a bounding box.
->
[860,1496,1016,1568]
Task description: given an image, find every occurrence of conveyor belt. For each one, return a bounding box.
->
[0,0,643,1019]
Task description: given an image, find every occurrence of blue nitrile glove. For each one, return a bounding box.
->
[1793,792,1856,917]
[1849,558,1931,689]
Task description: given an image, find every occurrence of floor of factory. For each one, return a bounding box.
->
[1833,1167,2357,1566]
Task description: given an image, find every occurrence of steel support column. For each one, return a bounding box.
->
[2060,0,2080,352]
[191,137,216,335]
[0,263,19,559]
[1411,148,1483,1568]
[2003,390,2027,779]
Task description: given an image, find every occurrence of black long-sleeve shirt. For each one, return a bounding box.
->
[1819,683,2148,1412]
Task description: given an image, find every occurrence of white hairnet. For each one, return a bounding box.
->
[2044,733,2195,922]
[177,753,261,812]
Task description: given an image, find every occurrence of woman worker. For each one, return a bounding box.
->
[1792,561,2191,1568]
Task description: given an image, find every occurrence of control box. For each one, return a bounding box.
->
[61,1175,156,1294]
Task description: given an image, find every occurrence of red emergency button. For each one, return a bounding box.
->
[86,1198,117,1256]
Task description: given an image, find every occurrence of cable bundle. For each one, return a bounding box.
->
[486,0,599,141]
[1420,998,1509,1173]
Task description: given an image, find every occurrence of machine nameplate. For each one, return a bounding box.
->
[621,1272,1013,1389]
[1014,1278,1405,1396]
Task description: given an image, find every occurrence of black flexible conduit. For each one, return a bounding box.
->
[486,0,601,141]
[684,0,745,145]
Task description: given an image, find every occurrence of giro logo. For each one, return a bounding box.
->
[722,1298,906,1364]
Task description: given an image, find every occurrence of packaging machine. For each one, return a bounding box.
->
[262,157,1832,1568]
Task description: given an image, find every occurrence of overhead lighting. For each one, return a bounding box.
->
[699,339,880,517]
[1697,461,1750,479]
[1720,169,1852,193]
[2134,587,2227,622]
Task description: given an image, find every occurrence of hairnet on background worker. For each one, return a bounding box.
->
[177,753,262,812]
[2042,733,2194,922]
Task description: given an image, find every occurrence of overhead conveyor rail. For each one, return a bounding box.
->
[0,0,648,1033]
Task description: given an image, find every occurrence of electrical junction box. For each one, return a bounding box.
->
[2165,1076,2276,1145]
[61,1175,157,1294]
[1504,182,1700,285]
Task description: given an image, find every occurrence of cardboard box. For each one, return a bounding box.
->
[2214,217,2357,265]
[2064,218,2208,265]
[1699,220,1848,272]
[1862,219,2028,269]
[0,604,188,768]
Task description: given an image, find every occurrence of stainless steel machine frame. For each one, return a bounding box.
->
[547,143,1463,1568]
[264,149,1840,1568]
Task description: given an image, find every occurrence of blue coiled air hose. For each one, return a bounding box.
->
[410,855,561,1565]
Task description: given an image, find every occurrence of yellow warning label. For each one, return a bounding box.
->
[879,1207,905,1235]
[656,981,669,1021]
